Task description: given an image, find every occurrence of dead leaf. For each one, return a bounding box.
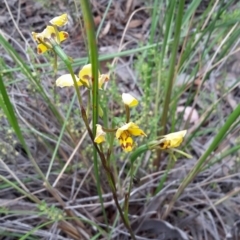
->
[129,19,144,28]
[99,21,111,38]
[125,0,134,15]
[177,106,199,123]
[94,15,101,26]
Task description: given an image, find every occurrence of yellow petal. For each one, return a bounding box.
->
[32,27,55,51]
[127,122,146,136]
[37,43,50,54]
[159,130,187,149]
[50,13,68,27]
[118,132,134,152]
[122,93,138,107]
[42,25,55,39]
[59,31,69,42]
[79,64,91,87]
[94,124,106,144]
[32,32,40,43]
[33,26,68,43]
[79,64,92,78]
[40,26,68,44]
[32,25,69,54]
[128,127,146,137]
[79,64,101,88]
[56,74,81,88]
[116,122,146,139]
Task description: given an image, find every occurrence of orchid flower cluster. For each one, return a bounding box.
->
[32,13,68,54]
[31,13,188,154]
[95,93,147,152]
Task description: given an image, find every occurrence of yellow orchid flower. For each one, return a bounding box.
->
[78,64,100,88]
[158,130,187,149]
[79,64,109,89]
[94,124,106,144]
[122,93,138,107]
[55,64,109,88]
[49,13,68,27]
[56,74,82,88]
[32,25,68,54]
[116,122,146,152]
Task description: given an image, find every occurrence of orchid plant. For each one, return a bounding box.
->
[32,13,190,239]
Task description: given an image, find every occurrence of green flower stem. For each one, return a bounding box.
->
[53,52,57,104]
[53,52,58,74]
[125,105,130,123]
[171,148,192,159]
[163,103,240,218]
[86,90,91,118]
[124,161,134,224]
[130,144,149,164]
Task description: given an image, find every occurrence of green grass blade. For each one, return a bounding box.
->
[79,0,106,227]
[0,74,46,182]
[160,0,185,133]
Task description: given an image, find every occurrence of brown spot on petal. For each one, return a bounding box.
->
[122,142,132,149]
[51,33,56,39]
[159,140,171,149]
[63,32,68,39]
[126,142,132,148]
[82,75,91,81]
